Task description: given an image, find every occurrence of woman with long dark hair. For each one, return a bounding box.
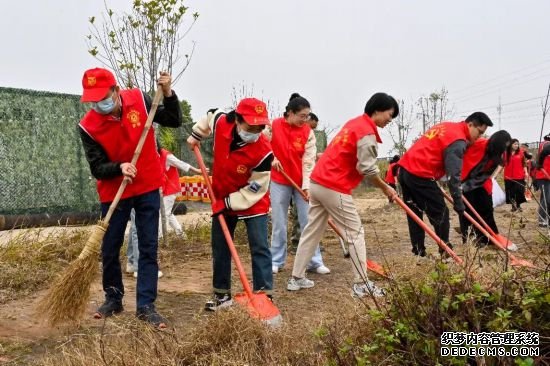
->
[503,139,528,212]
[460,130,512,246]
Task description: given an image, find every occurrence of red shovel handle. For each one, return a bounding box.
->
[439,188,535,268]
[393,195,463,265]
[542,168,550,180]
[193,145,254,298]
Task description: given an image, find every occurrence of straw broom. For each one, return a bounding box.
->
[38,86,163,325]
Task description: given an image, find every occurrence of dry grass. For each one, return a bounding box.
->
[35,308,324,366]
[0,227,88,304]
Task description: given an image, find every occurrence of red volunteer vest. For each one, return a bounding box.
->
[504,151,525,180]
[535,141,550,180]
[399,122,471,179]
[79,89,162,203]
[385,163,397,185]
[311,114,381,195]
[159,148,181,196]
[270,117,311,187]
[461,138,493,194]
[212,115,272,216]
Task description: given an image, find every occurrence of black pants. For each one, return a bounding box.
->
[398,168,451,255]
[459,187,498,245]
[504,179,526,208]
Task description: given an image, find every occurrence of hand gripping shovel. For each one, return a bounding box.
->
[278,169,388,278]
[439,188,535,268]
[393,195,463,265]
[38,87,163,325]
[193,146,282,327]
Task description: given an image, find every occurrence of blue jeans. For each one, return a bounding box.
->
[126,209,139,268]
[211,214,273,295]
[270,181,324,269]
[101,189,160,308]
[538,180,550,224]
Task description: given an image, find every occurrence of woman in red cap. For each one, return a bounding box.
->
[186,98,274,311]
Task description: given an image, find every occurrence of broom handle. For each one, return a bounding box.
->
[101,86,163,224]
[278,169,343,238]
[193,146,254,298]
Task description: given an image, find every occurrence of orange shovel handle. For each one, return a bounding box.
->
[393,195,463,264]
[440,188,535,268]
[193,146,254,298]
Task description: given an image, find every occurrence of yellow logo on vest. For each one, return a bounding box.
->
[333,128,350,146]
[293,137,304,150]
[87,76,97,86]
[236,165,247,174]
[127,110,141,128]
[425,126,445,140]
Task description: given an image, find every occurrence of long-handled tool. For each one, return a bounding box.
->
[193,146,282,326]
[461,194,518,251]
[38,87,164,325]
[278,169,388,278]
[393,195,463,265]
[439,188,535,268]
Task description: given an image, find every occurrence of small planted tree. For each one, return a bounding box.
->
[87,0,199,91]
[417,87,453,133]
[388,99,415,156]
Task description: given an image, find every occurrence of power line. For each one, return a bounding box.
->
[453,73,550,103]
[452,64,550,99]
[453,95,546,116]
[451,58,550,95]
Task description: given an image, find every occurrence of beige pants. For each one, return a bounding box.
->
[292,182,368,283]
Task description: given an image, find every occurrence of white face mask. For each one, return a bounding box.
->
[238,129,260,143]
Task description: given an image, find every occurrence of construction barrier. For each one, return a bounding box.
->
[175,176,188,201]
[201,176,211,203]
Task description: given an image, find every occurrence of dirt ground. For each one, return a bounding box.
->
[0,192,547,364]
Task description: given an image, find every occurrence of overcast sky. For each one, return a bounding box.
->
[2,0,550,156]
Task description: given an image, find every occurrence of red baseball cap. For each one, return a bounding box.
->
[81,68,117,102]
[235,98,270,125]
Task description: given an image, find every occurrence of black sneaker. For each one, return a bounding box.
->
[204,293,233,311]
[93,299,123,319]
[136,304,167,329]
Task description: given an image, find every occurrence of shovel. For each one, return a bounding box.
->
[461,194,518,251]
[278,169,388,278]
[193,146,282,327]
[439,188,535,268]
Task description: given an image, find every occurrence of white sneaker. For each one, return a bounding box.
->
[272,265,279,274]
[314,265,331,274]
[287,277,314,291]
[126,263,137,273]
[177,231,188,240]
[351,281,386,298]
[133,271,163,278]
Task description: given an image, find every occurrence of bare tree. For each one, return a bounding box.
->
[388,99,415,155]
[230,81,280,119]
[417,87,453,133]
[86,0,199,91]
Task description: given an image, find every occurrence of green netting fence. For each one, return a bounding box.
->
[0,86,326,216]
